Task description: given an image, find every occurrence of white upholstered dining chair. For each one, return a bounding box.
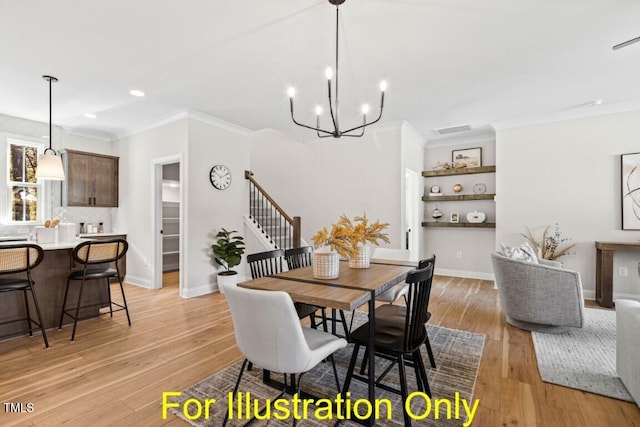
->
[223,284,347,426]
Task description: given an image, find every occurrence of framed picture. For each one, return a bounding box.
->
[450,212,459,223]
[622,152,640,230]
[452,147,482,168]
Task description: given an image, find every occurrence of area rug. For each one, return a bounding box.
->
[169,313,485,426]
[531,307,633,402]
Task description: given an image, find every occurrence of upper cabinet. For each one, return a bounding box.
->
[62,150,119,207]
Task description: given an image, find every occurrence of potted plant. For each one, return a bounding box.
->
[340,214,390,268]
[212,228,246,294]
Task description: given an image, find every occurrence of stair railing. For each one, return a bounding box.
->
[245,171,301,249]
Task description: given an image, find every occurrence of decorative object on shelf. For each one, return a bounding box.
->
[434,161,466,170]
[286,0,386,139]
[431,207,443,221]
[453,183,463,193]
[521,223,576,260]
[311,213,389,272]
[450,212,459,223]
[466,210,486,223]
[621,152,640,230]
[212,228,246,293]
[209,165,231,190]
[430,185,441,194]
[452,147,482,168]
[36,75,65,181]
[473,183,487,194]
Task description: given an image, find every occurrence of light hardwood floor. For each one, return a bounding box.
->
[0,272,638,426]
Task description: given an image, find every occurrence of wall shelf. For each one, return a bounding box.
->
[423,193,495,202]
[422,221,496,228]
[422,165,496,177]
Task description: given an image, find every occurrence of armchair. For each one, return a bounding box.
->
[490,252,584,333]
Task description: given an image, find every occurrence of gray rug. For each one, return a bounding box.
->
[531,307,633,402]
[170,312,485,426]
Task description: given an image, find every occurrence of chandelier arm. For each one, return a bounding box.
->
[341,91,385,134]
[290,98,334,135]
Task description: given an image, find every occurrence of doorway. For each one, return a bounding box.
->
[405,168,421,261]
[152,155,183,293]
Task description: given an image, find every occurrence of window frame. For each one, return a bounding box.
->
[6,138,45,224]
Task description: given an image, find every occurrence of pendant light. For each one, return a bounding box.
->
[36,75,65,181]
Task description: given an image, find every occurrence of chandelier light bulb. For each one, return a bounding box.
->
[362,104,370,114]
[315,106,323,115]
[325,67,333,80]
[287,87,296,98]
[379,80,388,92]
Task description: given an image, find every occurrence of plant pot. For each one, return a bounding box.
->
[349,243,372,269]
[217,273,239,294]
[313,250,339,279]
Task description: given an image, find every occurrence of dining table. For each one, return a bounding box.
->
[237,258,416,426]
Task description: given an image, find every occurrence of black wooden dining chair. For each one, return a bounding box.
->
[374,255,437,367]
[247,249,320,325]
[342,264,435,427]
[58,239,130,341]
[0,244,48,348]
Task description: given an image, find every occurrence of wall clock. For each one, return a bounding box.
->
[209,165,231,190]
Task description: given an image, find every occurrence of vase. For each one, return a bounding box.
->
[349,243,371,269]
[313,250,339,279]
[217,273,239,294]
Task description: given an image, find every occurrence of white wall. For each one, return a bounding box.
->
[496,110,640,300]
[249,125,404,249]
[423,138,496,278]
[113,118,189,288]
[184,118,250,297]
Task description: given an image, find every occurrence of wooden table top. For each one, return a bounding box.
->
[238,276,371,311]
[237,260,415,311]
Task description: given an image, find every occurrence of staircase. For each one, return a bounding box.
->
[245,171,301,250]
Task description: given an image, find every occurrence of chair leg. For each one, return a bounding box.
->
[107,278,113,317]
[70,279,86,341]
[23,289,33,336]
[117,276,131,326]
[223,358,249,427]
[29,285,49,348]
[329,354,341,391]
[397,354,412,427]
[341,343,360,398]
[424,336,436,368]
[412,350,424,392]
[309,312,317,329]
[321,308,328,333]
[415,349,431,397]
[339,310,350,339]
[359,347,369,375]
[58,278,72,329]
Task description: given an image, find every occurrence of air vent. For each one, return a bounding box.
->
[434,124,472,135]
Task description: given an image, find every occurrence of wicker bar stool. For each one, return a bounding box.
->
[58,239,130,341]
[0,244,48,348]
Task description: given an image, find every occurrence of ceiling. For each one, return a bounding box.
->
[2,0,640,143]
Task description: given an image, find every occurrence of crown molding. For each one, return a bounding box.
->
[62,126,115,142]
[186,109,252,136]
[492,100,640,131]
[400,121,427,148]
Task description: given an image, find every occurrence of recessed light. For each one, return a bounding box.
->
[42,135,49,139]
[129,89,145,97]
[84,113,97,119]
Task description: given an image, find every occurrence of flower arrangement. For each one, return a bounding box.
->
[521,223,576,260]
[311,214,390,259]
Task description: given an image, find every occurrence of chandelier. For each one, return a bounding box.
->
[287,0,387,138]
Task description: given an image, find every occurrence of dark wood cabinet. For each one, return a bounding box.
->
[62,150,119,207]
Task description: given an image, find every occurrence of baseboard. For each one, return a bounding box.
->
[124,275,153,289]
[182,274,249,298]
[436,268,495,281]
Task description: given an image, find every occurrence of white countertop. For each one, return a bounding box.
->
[79,232,126,237]
[0,239,94,251]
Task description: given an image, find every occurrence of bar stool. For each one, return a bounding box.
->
[59,239,130,341]
[0,244,48,348]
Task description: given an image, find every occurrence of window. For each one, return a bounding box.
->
[7,140,43,222]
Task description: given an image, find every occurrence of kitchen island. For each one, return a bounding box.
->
[0,239,108,341]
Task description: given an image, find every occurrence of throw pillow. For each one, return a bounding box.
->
[500,241,539,264]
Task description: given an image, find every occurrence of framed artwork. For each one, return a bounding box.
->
[622,152,640,230]
[452,147,482,168]
[450,212,459,223]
